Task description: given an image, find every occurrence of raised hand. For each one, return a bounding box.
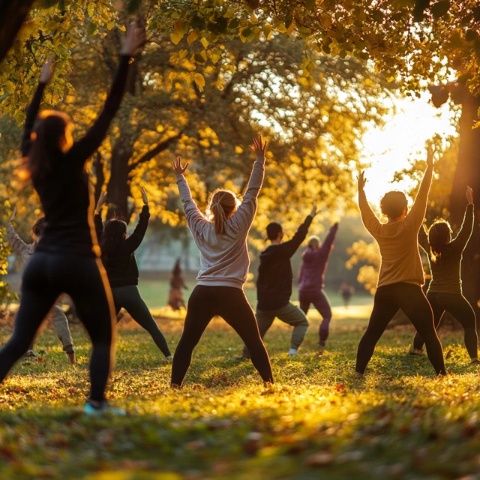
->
[95,191,107,213]
[466,185,474,205]
[250,135,268,159]
[172,156,189,176]
[309,205,318,218]
[357,171,366,190]
[121,21,147,56]
[426,144,435,168]
[39,59,55,84]
[9,206,16,222]
[141,187,149,205]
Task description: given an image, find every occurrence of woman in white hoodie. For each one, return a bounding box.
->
[171,136,274,387]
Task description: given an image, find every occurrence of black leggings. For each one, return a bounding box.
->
[171,285,273,386]
[113,285,171,357]
[0,252,116,402]
[356,282,446,375]
[413,292,478,359]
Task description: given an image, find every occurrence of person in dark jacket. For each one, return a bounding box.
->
[95,189,171,360]
[0,23,146,416]
[299,222,339,350]
[242,206,318,358]
[411,186,477,362]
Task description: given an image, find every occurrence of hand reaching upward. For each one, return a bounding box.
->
[357,171,366,191]
[121,21,147,56]
[466,185,474,205]
[172,156,189,176]
[309,205,318,218]
[95,191,107,214]
[141,187,149,205]
[39,59,55,84]
[426,145,435,168]
[250,135,268,160]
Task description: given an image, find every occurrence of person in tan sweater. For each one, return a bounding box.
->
[355,148,446,375]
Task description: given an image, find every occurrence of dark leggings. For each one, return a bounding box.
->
[299,289,332,344]
[0,252,115,402]
[356,282,446,375]
[113,285,171,357]
[413,292,478,359]
[171,285,273,386]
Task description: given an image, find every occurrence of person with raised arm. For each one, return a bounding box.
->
[0,23,146,415]
[355,147,446,376]
[299,222,339,351]
[171,136,274,387]
[241,207,318,359]
[411,186,477,362]
[6,209,76,363]
[95,188,172,360]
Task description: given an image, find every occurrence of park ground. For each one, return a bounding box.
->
[1,280,480,479]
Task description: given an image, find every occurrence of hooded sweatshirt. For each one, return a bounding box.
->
[176,157,264,289]
[299,222,339,293]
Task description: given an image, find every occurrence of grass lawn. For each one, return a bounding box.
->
[0,300,480,479]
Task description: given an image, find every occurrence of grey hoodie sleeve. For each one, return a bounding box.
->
[176,174,208,239]
[230,158,265,232]
[7,223,33,263]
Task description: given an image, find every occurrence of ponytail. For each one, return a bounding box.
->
[207,189,238,235]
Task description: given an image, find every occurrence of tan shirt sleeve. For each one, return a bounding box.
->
[405,165,433,231]
[358,189,381,238]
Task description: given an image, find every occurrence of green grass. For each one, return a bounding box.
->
[1,302,480,479]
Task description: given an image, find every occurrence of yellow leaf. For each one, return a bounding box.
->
[187,30,198,45]
[193,73,206,91]
[200,37,209,49]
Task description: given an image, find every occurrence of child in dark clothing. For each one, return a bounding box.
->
[242,206,318,358]
[412,186,477,362]
[299,222,339,349]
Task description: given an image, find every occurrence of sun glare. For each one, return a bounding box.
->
[360,92,458,206]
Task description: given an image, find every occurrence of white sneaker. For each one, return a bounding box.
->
[288,348,298,356]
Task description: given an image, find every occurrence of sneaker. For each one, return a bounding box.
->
[24,349,39,358]
[83,401,126,416]
[67,351,76,364]
[165,355,173,362]
[409,347,424,356]
[470,358,480,365]
[288,348,298,356]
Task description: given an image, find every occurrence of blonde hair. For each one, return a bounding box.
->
[207,189,239,234]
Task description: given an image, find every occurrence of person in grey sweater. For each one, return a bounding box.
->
[171,136,274,387]
[7,211,76,364]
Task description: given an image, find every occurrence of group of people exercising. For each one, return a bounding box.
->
[0,23,476,414]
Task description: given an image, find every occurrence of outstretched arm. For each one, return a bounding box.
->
[276,205,317,258]
[357,171,381,237]
[418,223,429,253]
[230,136,267,231]
[93,191,107,239]
[406,147,434,229]
[68,23,145,164]
[125,188,150,252]
[173,156,208,236]
[21,60,54,156]
[320,222,339,254]
[451,186,475,252]
[6,214,31,259]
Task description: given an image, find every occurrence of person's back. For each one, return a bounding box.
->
[372,217,424,287]
[355,150,446,376]
[299,223,339,293]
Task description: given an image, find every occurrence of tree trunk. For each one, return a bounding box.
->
[0,0,35,64]
[107,139,133,221]
[449,87,480,317]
